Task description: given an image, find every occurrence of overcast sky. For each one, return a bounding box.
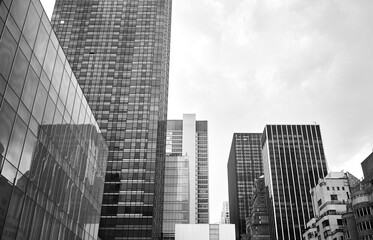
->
[41,0,373,223]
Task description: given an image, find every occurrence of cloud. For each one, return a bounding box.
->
[169,0,373,221]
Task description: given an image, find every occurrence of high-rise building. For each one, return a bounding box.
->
[165,114,209,225]
[227,133,263,240]
[261,125,328,240]
[246,176,270,240]
[221,201,230,224]
[0,1,108,239]
[51,0,172,239]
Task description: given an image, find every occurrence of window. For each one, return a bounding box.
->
[331,194,338,201]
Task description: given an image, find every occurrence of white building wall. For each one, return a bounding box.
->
[175,224,235,240]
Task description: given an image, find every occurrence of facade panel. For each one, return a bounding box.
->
[0,1,108,239]
[51,0,172,239]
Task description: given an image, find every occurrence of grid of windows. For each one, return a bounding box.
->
[51,0,172,239]
[227,133,263,240]
[0,0,108,239]
[262,125,328,240]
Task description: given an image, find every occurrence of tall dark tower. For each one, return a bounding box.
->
[51,1,172,239]
[261,125,328,240]
[227,133,263,240]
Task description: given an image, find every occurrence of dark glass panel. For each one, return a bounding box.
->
[9,48,28,96]
[33,23,48,65]
[0,176,13,237]
[6,116,27,167]
[21,67,38,110]
[28,204,44,239]
[16,196,35,240]
[0,101,15,155]
[2,186,25,240]
[9,0,30,29]
[22,3,40,48]
[0,28,17,79]
[32,83,47,123]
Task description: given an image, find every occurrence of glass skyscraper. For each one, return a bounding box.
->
[162,114,209,238]
[261,125,328,240]
[0,0,108,239]
[227,133,263,240]
[51,0,172,239]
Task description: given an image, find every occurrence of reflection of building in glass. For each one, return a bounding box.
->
[163,155,189,239]
[342,152,373,240]
[303,172,353,240]
[221,201,230,224]
[163,114,209,238]
[262,125,328,240]
[246,176,270,240]
[227,133,263,240]
[51,0,172,238]
[0,1,108,239]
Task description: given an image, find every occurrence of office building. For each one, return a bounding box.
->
[246,176,270,240]
[303,172,351,240]
[342,152,373,240]
[221,201,230,224]
[227,133,263,239]
[175,224,235,240]
[162,155,189,239]
[165,114,209,225]
[0,1,108,239]
[261,125,328,240]
[51,0,172,239]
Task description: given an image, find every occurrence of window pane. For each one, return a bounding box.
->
[9,0,30,29]
[6,116,27,167]
[21,67,39,110]
[0,28,17,79]
[43,41,57,80]
[18,130,37,174]
[0,101,16,155]
[22,3,40,48]
[32,83,47,123]
[9,49,28,96]
[34,23,49,65]
[1,159,17,183]
[0,175,13,235]
[3,186,25,239]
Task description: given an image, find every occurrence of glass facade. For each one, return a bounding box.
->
[261,125,328,240]
[162,155,189,240]
[227,133,263,240]
[51,0,172,239]
[0,0,108,239]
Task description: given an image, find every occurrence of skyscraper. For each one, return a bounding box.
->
[227,133,263,240]
[164,114,209,229]
[262,125,328,240]
[51,1,172,239]
[0,0,108,239]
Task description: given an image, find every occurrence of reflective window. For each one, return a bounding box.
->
[21,67,39,110]
[0,28,17,79]
[0,101,16,154]
[32,83,47,123]
[18,130,37,174]
[9,49,28,96]
[6,116,27,167]
[34,24,48,65]
[9,0,30,29]
[43,41,57,80]
[23,3,39,48]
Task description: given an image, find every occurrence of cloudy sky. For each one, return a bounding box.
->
[41,0,373,223]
